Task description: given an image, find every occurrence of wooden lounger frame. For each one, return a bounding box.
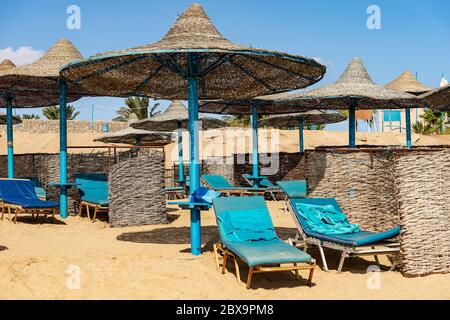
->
[0,201,56,224]
[286,201,400,273]
[78,200,108,223]
[201,177,265,197]
[213,242,315,289]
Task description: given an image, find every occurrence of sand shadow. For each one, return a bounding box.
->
[6,216,67,225]
[0,246,8,252]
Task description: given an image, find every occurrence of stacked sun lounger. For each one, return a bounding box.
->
[202,174,265,197]
[242,174,282,200]
[0,179,58,224]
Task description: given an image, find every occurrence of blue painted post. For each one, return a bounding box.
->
[405,108,412,148]
[177,121,185,186]
[59,78,68,219]
[298,116,305,154]
[349,105,356,148]
[187,53,201,256]
[6,96,14,178]
[251,102,259,185]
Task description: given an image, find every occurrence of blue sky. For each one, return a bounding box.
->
[0,0,449,131]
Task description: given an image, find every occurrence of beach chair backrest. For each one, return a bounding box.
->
[289,198,343,233]
[212,196,277,242]
[18,176,42,188]
[74,173,108,202]
[0,179,39,200]
[277,180,307,198]
[242,174,276,188]
[202,174,234,190]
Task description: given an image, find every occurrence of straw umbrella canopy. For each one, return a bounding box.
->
[384,70,432,148]
[385,70,431,95]
[0,39,91,219]
[259,110,346,154]
[131,100,227,186]
[274,57,422,148]
[59,3,326,255]
[94,115,174,146]
[0,113,21,125]
[0,59,16,72]
[420,85,450,110]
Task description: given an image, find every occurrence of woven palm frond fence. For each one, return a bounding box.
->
[109,148,168,227]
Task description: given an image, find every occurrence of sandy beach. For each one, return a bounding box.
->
[1,201,448,300]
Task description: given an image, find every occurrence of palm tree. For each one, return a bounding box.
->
[42,105,80,120]
[305,124,326,130]
[114,97,160,121]
[420,109,447,134]
[18,113,41,120]
[412,121,434,135]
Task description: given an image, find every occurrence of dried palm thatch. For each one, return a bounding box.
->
[258,110,346,128]
[0,59,16,72]
[419,85,450,110]
[60,3,326,100]
[0,39,93,108]
[131,100,227,131]
[0,112,22,125]
[385,70,431,95]
[95,113,174,145]
[275,57,422,110]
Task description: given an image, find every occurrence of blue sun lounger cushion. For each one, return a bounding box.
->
[295,203,360,235]
[242,174,277,189]
[213,196,312,267]
[0,179,58,209]
[74,173,109,206]
[277,180,307,198]
[290,198,400,246]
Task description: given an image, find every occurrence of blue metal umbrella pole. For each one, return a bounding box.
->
[5,95,14,178]
[348,104,356,149]
[177,121,185,186]
[59,78,68,218]
[405,107,412,148]
[187,53,201,255]
[298,116,305,154]
[251,102,259,185]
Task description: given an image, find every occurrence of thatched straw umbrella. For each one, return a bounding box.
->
[131,100,226,186]
[0,113,21,125]
[420,85,450,110]
[60,3,326,255]
[95,114,174,146]
[0,39,89,217]
[0,59,16,72]
[273,57,422,148]
[385,70,431,148]
[259,110,346,154]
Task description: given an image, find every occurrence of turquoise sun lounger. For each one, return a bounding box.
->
[212,196,316,289]
[287,197,400,272]
[75,173,109,222]
[0,179,58,224]
[242,174,282,201]
[202,174,265,197]
[18,176,47,200]
[277,180,307,211]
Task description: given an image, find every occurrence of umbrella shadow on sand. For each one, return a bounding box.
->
[0,246,8,252]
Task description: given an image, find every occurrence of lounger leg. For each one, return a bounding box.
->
[318,245,329,271]
[51,209,55,223]
[14,209,18,224]
[233,256,241,284]
[86,205,91,220]
[246,267,254,289]
[307,262,315,287]
[221,253,228,274]
[92,207,98,222]
[293,263,299,280]
[283,196,288,212]
[213,244,220,271]
[78,202,83,217]
[7,207,12,222]
[337,251,347,273]
[372,247,381,265]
